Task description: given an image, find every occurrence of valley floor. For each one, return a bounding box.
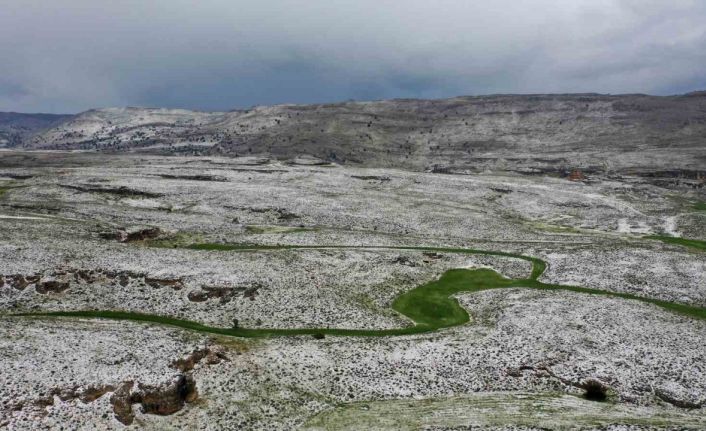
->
[0,152,704,430]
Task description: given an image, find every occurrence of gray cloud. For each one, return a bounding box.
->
[1,0,705,113]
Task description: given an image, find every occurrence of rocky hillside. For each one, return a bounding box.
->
[12,92,706,174]
[0,112,74,148]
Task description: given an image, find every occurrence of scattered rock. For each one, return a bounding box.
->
[422,252,444,263]
[243,285,260,301]
[135,374,198,416]
[229,167,288,174]
[490,187,512,194]
[568,169,587,182]
[50,384,115,404]
[229,206,300,221]
[655,386,705,409]
[159,174,228,182]
[392,255,416,266]
[145,277,184,290]
[35,279,70,294]
[5,274,39,290]
[51,386,80,402]
[351,175,391,182]
[187,283,260,302]
[101,226,162,243]
[186,290,208,302]
[171,346,229,372]
[188,285,235,303]
[287,155,330,166]
[74,269,99,283]
[80,385,116,403]
[110,381,136,425]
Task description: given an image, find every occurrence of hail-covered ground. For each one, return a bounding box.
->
[0,151,704,430]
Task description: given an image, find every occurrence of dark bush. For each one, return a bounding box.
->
[582,379,608,401]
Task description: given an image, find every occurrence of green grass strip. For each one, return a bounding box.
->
[646,235,706,251]
[13,243,706,338]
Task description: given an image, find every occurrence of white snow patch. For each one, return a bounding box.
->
[663,215,679,236]
[616,218,651,235]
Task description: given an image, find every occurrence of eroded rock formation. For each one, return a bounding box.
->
[17,345,229,425]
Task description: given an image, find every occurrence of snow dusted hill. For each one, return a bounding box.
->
[8,91,706,174]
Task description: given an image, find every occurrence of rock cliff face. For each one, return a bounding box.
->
[9,91,706,173]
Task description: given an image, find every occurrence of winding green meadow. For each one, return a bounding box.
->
[16,243,706,337]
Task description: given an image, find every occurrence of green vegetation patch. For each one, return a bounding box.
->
[694,201,706,211]
[147,232,205,248]
[0,181,18,199]
[392,269,506,328]
[646,235,706,251]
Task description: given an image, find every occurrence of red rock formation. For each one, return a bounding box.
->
[568,169,585,181]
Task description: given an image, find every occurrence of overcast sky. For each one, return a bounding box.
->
[1,0,705,113]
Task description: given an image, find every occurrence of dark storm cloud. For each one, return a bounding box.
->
[1,0,705,113]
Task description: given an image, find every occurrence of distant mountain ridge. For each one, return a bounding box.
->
[0,112,74,148]
[4,92,706,174]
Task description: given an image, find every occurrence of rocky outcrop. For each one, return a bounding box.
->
[171,346,229,372]
[51,384,115,403]
[100,226,162,243]
[1,273,71,294]
[109,381,136,425]
[351,175,391,182]
[24,345,230,425]
[225,205,300,221]
[35,279,70,294]
[506,364,615,402]
[135,375,198,416]
[654,386,706,409]
[120,227,162,243]
[159,174,228,182]
[145,277,184,290]
[187,283,261,303]
[4,274,40,290]
[1,267,188,294]
[187,285,233,302]
[60,184,162,198]
[110,345,228,424]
